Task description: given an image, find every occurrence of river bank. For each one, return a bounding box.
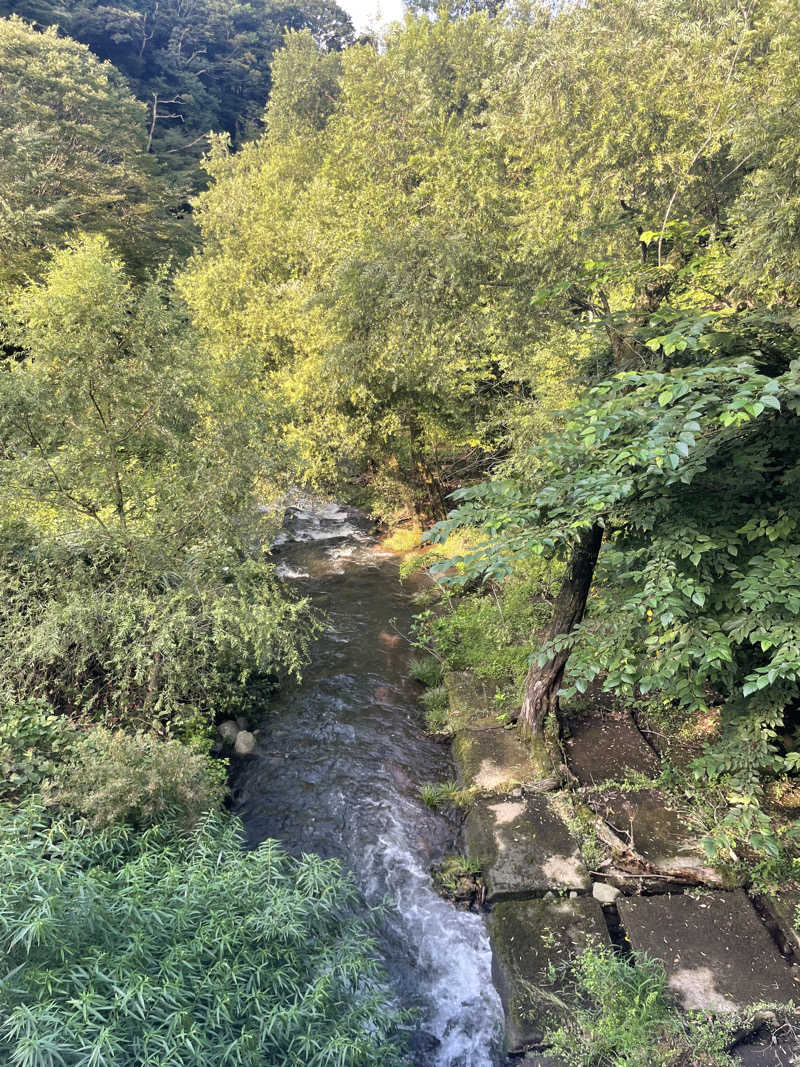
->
[437,669,800,1064]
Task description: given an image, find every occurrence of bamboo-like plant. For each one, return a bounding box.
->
[0,806,404,1066]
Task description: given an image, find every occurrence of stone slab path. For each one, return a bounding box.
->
[465,794,590,902]
[585,786,712,888]
[618,891,798,1010]
[488,897,609,1053]
[441,671,800,1061]
[563,705,661,784]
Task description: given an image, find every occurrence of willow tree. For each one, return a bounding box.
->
[0,236,312,724]
[0,16,181,289]
[182,17,577,520]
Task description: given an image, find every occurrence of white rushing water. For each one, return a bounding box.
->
[232,503,504,1065]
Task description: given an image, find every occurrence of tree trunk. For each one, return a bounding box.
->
[520,522,604,739]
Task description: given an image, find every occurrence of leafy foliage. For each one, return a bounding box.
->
[431,308,800,853]
[0,535,312,728]
[414,559,556,688]
[0,807,404,1066]
[0,697,76,802]
[545,947,736,1066]
[0,234,314,729]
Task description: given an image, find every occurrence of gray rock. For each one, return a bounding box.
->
[489,897,610,1053]
[218,720,239,744]
[586,787,714,889]
[758,890,800,956]
[563,708,660,785]
[234,730,257,756]
[592,881,621,904]
[235,716,249,731]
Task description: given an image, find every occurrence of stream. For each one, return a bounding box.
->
[230,503,504,1065]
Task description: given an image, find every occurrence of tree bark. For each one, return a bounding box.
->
[519,522,604,739]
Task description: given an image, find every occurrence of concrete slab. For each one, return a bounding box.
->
[734,1034,800,1066]
[759,890,800,956]
[489,897,609,1053]
[465,794,590,902]
[586,787,708,877]
[443,670,497,725]
[454,725,534,793]
[618,891,798,1011]
[563,708,660,785]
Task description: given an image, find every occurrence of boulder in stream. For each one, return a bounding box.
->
[234,730,257,756]
[218,720,239,745]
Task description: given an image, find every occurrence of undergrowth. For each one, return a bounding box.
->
[544,947,739,1066]
[0,804,405,1066]
[419,780,474,810]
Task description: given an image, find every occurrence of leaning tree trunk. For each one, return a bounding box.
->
[520,523,604,742]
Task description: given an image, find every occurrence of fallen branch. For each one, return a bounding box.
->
[594,816,724,887]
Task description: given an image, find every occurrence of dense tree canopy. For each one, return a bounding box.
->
[0,0,355,189]
[183,0,779,518]
[0,16,179,286]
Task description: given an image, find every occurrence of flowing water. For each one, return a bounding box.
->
[231,503,504,1066]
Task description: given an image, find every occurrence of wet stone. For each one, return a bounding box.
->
[454,725,534,793]
[218,719,239,745]
[465,794,590,902]
[234,730,257,756]
[586,787,709,883]
[519,1056,569,1067]
[734,1033,800,1066]
[618,891,798,1011]
[563,708,660,785]
[489,897,609,1054]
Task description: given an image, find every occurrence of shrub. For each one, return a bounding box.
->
[545,947,736,1066]
[411,558,555,691]
[48,727,226,829]
[419,780,473,810]
[0,696,76,801]
[0,806,405,1066]
[0,535,314,732]
[420,685,451,734]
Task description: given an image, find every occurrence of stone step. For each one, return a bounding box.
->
[758,889,800,957]
[465,794,590,902]
[563,706,660,785]
[454,724,537,793]
[488,896,610,1054]
[585,786,715,890]
[618,890,799,1011]
[734,1034,800,1066]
